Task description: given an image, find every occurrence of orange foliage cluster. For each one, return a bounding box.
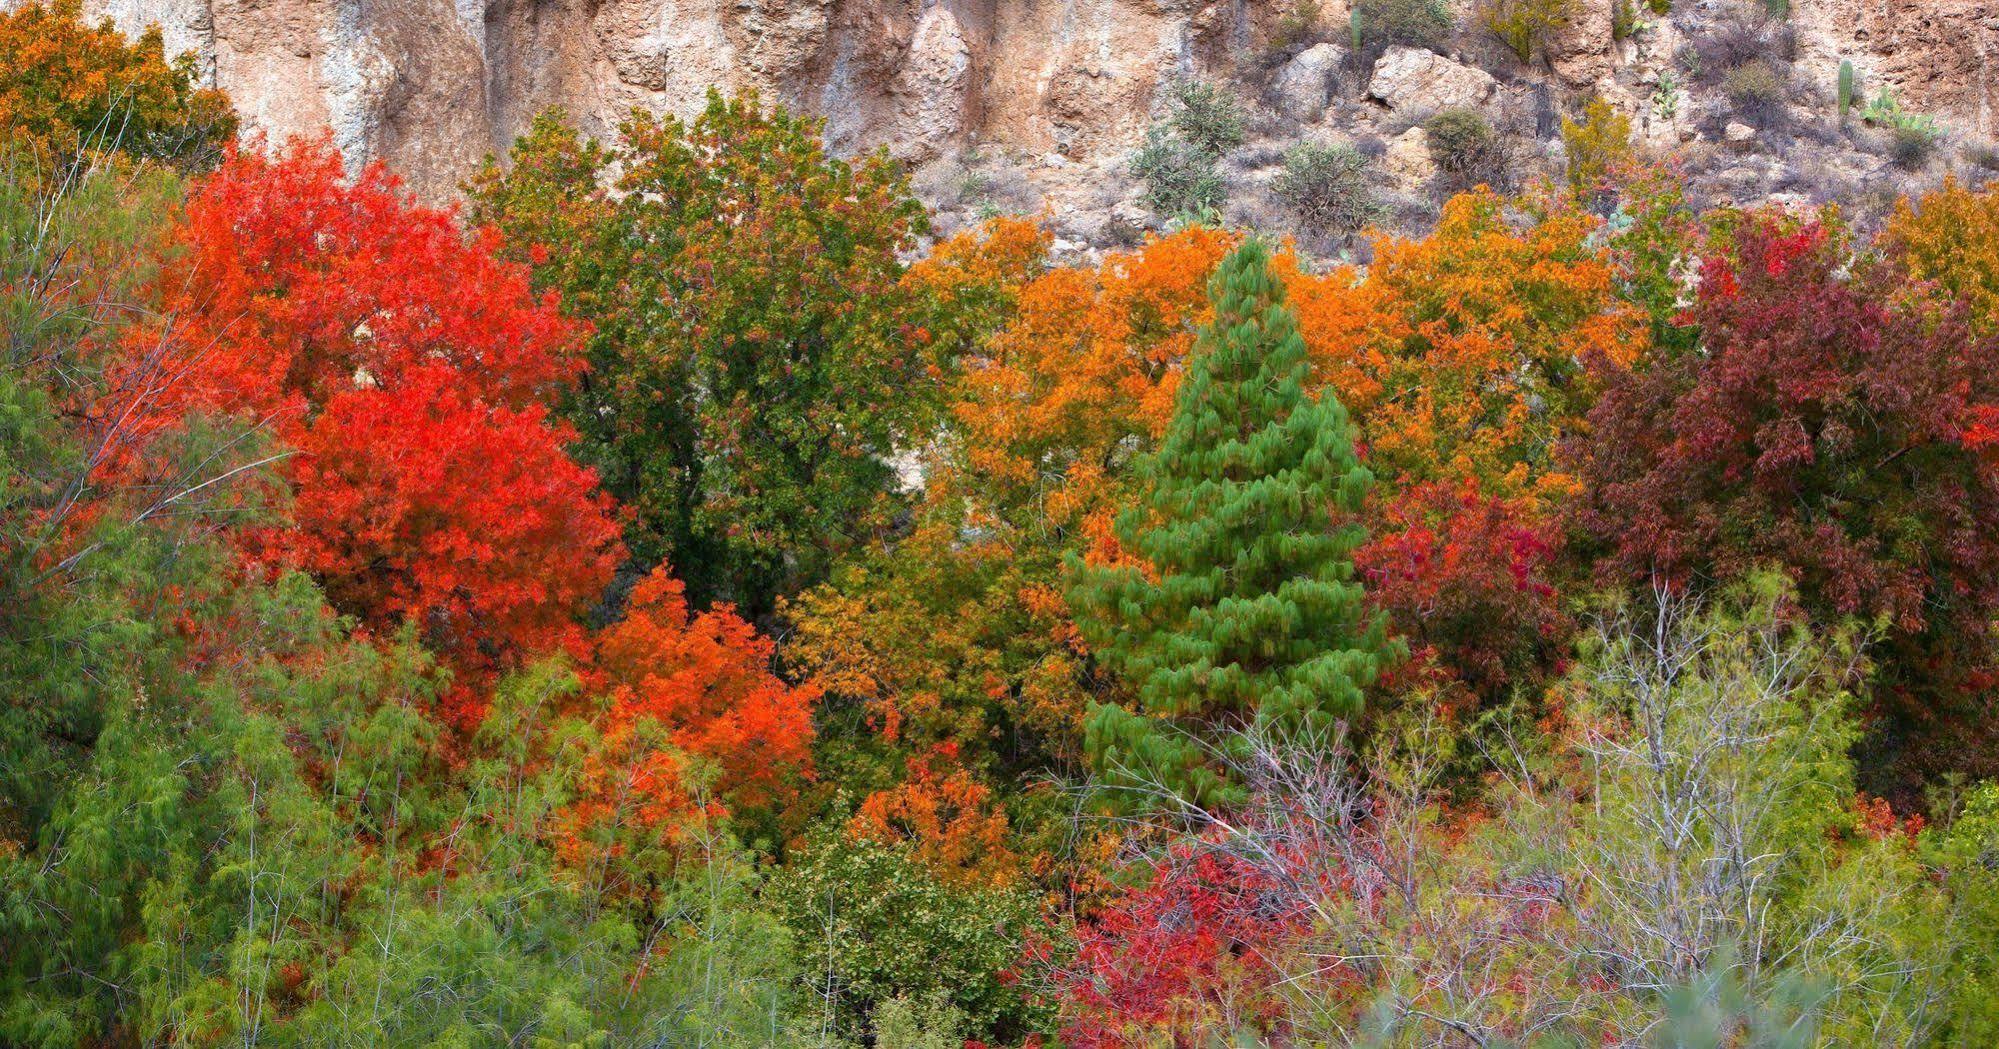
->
[587,568,819,819]
[849,742,1019,888]
[561,567,818,872]
[0,0,233,166]
[955,224,1237,537]
[1327,190,1649,508]
[1885,178,1999,334]
[796,196,1645,790]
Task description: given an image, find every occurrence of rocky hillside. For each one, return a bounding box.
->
[41,0,1999,247]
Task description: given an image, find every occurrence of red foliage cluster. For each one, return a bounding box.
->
[1568,218,1999,781]
[1033,843,1322,1047]
[1358,480,1569,712]
[1574,220,1999,633]
[285,366,619,691]
[112,138,622,721]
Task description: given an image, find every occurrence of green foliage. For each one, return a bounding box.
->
[1481,0,1575,65]
[1350,5,1364,52]
[1132,81,1245,221]
[1889,126,1942,169]
[1652,957,1825,1049]
[1270,1,1328,53]
[1837,60,1856,120]
[871,994,971,1049]
[1571,578,1950,1044]
[1652,70,1685,122]
[468,95,938,616]
[1922,784,1999,1042]
[1561,96,1633,197]
[1066,240,1397,807]
[1132,124,1226,220]
[1723,59,1787,122]
[1611,0,1638,41]
[767,832,1042,1042]
[1764,0,1790,19]
[1354,0,1454,61]
[1167,81,1247,160]
[1424,107,1509,192]
[1272,142,1379,234]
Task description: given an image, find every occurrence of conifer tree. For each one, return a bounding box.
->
[1066,239,1396,807]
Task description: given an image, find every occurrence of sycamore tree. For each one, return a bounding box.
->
[1065,239,1399,808]
[470,94,941,618]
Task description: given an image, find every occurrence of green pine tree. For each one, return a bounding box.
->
[1066,238,1398,809]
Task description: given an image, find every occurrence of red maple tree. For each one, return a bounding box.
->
[109,137,620,723]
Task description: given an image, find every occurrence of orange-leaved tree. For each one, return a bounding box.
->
[565,566,819,871]
[848,742,1020,889]
[1884,178,1999,334]
[788,223,1235,784]
[1330,190,1649,510]
[0,0,234,170]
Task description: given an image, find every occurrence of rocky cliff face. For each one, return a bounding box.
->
[49,0,1275,197]
[29,0,1999,210]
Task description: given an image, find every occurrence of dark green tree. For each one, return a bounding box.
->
[1065,239,1398,807]
[468,95,941,619]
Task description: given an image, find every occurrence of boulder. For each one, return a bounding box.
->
[1381,126,1437,187]
[1367,46,1498,113]
[889,5,973,162]
[1271,42,1346,121]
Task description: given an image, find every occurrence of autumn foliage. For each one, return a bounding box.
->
[848,742,1019,888]
[1357,480,1568,712]
[565,567,818,860]
[1569,217,1999,784]
[112,139,619,717]
[1327,190,1647,508]
[0,0,233,168]
[1033,842,1311,1048]
[1884,178,1999,334]
[18,20,1999,1042]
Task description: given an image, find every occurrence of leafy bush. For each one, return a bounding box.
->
[1921,783,1999,1043]
[1481,0,1575,65]
[1568,217,1999,792]
[1889,123,1943,168]
[1272,142,1380,233]
[0,0,236,170]
[1167,80,1247,160]
[1560,97,1633,197]
[767,833,1042,1041]
[1269,0,1329,55]
[1354,0,1455,64]
[1131,80,1247,220]
[1132,125,1226,218]
[1722,58,1788,124]
[1424,107,1509,192]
